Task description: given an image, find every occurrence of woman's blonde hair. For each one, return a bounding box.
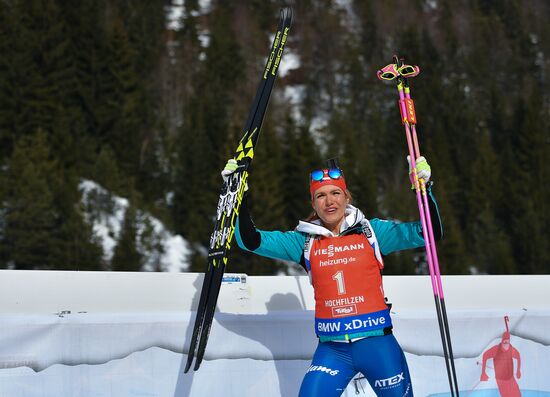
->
[304,189,354,222]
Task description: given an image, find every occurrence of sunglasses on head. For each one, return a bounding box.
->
[310,168,343,182]
[377,63,420,81]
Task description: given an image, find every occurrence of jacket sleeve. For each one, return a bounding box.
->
[426,182,443,241]
[372,183,443,255]
[235,195,306,264]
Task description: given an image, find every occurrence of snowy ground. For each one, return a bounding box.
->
[0,320,548,397]
[1,272,548,397]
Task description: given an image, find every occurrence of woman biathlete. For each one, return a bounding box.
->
[223,156,442,397]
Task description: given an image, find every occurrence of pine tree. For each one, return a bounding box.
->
[435,196,469,275]
[502,91,549,273]
[92,144,127,195]
[49,204,105,271]
[173,2,244,247]
[0,132,58,268]
[281,113,322,224]
[98,18,143,176]
[0,3,17,160]
[139,217,166,272]
[111,201,143,271]
[60,1,106,173]
[114,0,166,80]
[114,1,167,205]
[0,130,104,270]
[465,130,516,274]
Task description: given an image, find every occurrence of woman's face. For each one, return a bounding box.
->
[312,185,348,234]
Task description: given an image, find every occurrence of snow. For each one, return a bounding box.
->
[279,50,300,78]
[166,0,185,30]
[79,179,190,272]
[309,112,331,154]
[0,314,548,396]
[165,0,213,31]
[283,84,306,123]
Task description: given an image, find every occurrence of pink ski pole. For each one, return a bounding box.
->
[378,55,460,396]
[403,76,460,396]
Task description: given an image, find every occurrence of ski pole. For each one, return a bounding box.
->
[398,56,460,397]
[398,58,460,396]
[377,56,460,396]
[465,380,482,397]
[398,64,458,397]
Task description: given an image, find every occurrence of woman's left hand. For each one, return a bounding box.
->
[407,155,431,186]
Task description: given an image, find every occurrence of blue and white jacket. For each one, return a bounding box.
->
[235,187,442,271]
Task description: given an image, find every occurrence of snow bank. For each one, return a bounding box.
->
[0,271,548,396]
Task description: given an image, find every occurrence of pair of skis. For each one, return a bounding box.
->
[377,56,460,396]
[184,7,293,373]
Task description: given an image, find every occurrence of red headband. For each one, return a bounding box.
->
[309,169,347,199]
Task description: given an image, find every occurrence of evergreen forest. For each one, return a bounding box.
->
[0,0,548,275]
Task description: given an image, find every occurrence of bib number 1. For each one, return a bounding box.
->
[332,270,346,295]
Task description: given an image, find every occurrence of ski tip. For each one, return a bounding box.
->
[193,357,203,371]
[184,357,193,373]
[280,5,293,24]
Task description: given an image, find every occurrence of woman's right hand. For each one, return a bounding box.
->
[221,159,249,191]
[221,158,238,182]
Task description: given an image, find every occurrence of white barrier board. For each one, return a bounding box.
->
[0,271,548,396]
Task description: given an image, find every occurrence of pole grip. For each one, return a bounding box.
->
[399,98,417,125]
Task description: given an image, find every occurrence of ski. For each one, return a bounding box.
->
[185,7,293,373]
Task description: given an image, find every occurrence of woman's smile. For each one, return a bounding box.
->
[312,185,349,234]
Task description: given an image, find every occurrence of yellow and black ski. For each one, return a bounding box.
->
[185,7,293,373]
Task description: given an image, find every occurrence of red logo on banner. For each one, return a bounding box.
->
[479,316,522,397]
